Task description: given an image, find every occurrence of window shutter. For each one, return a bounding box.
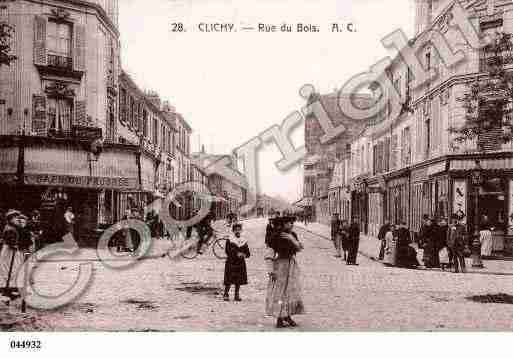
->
[32,95,47,136]
[73,24,86,72]
[34,16,47,66]
[75,100,86,127]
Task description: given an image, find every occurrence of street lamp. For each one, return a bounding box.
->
[471,160,484,268]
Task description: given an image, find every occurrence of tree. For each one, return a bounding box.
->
[449,32,513,152]
[0,15,16,67]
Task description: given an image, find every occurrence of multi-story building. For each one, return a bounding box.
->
[167,105,192,220]
[191,151,248,220]
[301,92,373,225]
[0,0,143,245]
[0,0,190,245]
[117,73,178,219]
[343,0,513,254]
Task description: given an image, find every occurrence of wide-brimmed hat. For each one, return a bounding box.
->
[6,209,20,220]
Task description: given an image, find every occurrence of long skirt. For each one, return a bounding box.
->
[0,246,25,288]
[480,231,494,257]
[266,257,305,318]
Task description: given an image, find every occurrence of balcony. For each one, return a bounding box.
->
[35,54,84,80]
[48,54,72,70]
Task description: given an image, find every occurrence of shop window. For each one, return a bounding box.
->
[48,98,72,134]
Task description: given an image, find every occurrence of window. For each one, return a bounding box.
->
[153,117,158,145]
[47,98,72,133]
[402,127,411,165]
[425,119,431,156]
[143,109,148,137]
[47,21,72,58]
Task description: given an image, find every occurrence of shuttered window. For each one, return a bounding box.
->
[73,24,86,72]
[34,16,47,66]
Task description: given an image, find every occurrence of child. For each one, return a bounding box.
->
[223,223,250,301]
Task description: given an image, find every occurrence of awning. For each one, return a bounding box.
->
[294,197,313,207]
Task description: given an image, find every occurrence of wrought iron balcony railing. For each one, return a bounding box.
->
[47,54,73,70]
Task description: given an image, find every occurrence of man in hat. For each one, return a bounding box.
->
[331,213,342,258]
[448,213,467,273]
[346,220,360,265]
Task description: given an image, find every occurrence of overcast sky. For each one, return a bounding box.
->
[118,0,414,202]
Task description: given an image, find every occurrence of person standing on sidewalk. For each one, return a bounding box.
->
[331,213,342,258]
[223,223,250,302]
[0,210,23,295]
[346,221,360,265]
[266,216,305,328]
[377,221,390,260]
[340,220,350,261]
[448,214,467,273]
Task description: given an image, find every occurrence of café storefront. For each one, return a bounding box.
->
[0,136,156,246]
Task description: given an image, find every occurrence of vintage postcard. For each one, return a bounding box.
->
[1,0,513,349]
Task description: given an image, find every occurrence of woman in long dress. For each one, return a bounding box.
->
[265,216,305,328]
[223,223,250,301]
[480,226,493,257]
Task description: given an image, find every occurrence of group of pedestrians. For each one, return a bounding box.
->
[221,213,305,328]
[375,213,469,273]
[0,209,43,297]
[330,214,360,265]
[377,221,420,268]
[418,214,468,273]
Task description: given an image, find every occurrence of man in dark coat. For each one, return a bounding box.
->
[377,221,390,260]
[330,213,342,258]
[346,221,360,265]
[448,214,467,273]
[420,215,437,268]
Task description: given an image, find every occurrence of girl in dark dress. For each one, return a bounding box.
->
[223,223,250,302]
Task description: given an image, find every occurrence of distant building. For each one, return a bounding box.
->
[301,92,374,225]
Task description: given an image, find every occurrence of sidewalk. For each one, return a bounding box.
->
[295,221,513,276]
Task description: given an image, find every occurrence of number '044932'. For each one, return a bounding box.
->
[9,340,42,350]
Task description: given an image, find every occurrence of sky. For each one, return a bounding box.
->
[118,0,415,203]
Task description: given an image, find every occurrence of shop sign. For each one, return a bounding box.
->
[25,174,137,189]
[452,180,467,223]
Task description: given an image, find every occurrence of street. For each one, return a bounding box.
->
[12,218,513,331]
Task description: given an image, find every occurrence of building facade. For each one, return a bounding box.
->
[302,92,374,225]
[0,0,195,245]
[342,0,513,254]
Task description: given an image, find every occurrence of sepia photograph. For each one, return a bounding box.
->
[1,0,513,356]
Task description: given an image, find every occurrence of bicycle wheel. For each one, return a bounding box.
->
[213,238,227,259]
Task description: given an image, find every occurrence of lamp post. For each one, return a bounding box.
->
[471,160,484,268]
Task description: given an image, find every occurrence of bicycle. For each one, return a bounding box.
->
[181,229,228,260]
